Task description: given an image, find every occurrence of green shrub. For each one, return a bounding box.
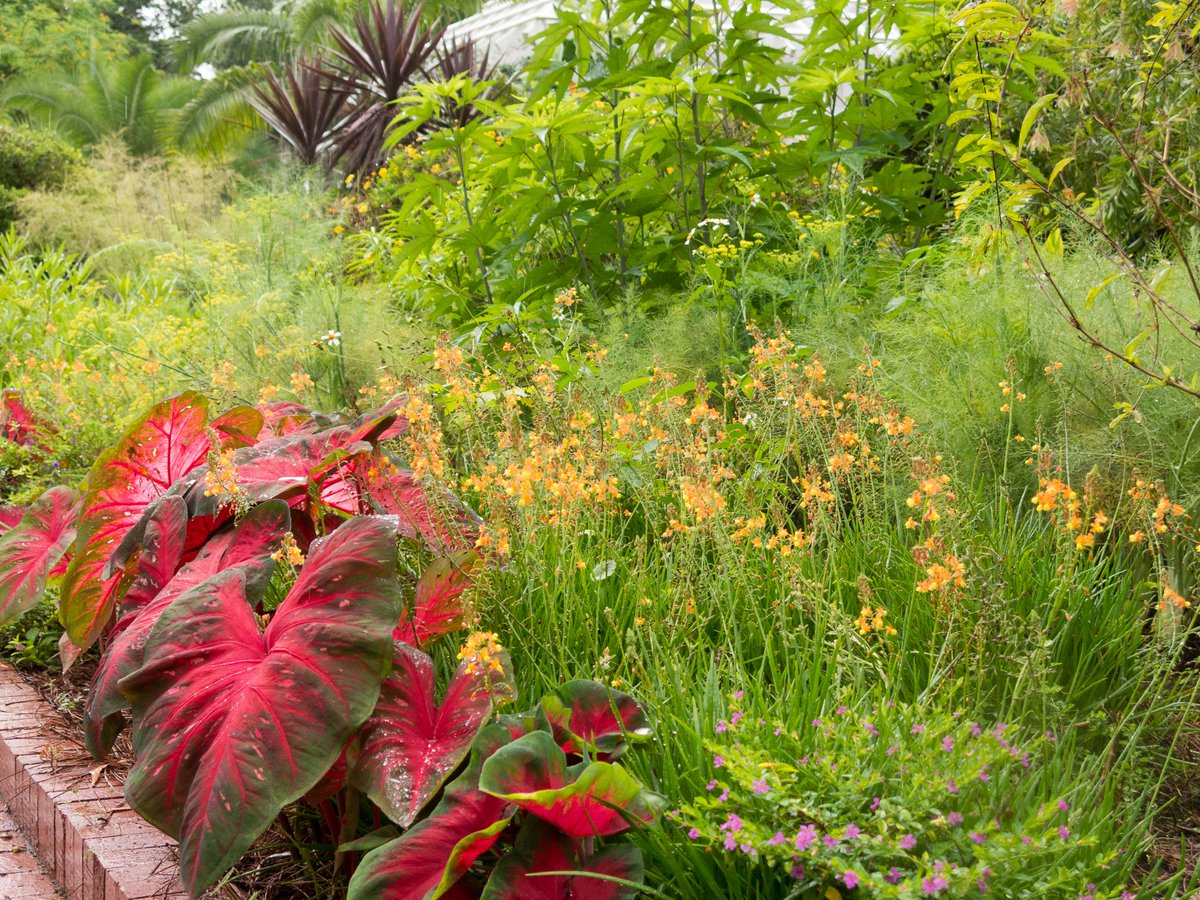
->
[0,121,80,229]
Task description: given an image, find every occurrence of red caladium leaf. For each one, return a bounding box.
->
[481,818,645,900]
[121,515,402,897]
[184,430,372,519]
[351,641,514,827]
[84,501,291,760]
[0,486,79,628]
[539,682,652,761]
[356,455,481,552]
[0,390,44,448]
[114,495,189,621]
[394,552,481,646]
[259,401,320,437]
[349,724,518,900]
[59,393,262,650]
[478,732,661,838]
[0,506,25,534]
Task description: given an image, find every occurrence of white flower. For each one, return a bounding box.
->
[322,330,342,347]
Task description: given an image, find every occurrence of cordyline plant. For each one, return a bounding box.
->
[0,391,661,897]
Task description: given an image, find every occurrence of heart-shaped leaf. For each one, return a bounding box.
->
[121,515,401,897]
[84,501,291,760]
[349,724,518,900]
[395,552,481,646]
[479,732,661,838]
[0,486,79,628]
[356,455,481,552]
[352,641,514,827]
[59,394,262,650]
[540,682,652,761]
[481,818,644,899]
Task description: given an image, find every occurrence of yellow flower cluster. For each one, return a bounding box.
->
[856,605,897,637]
[1032,473,1107,550]
[202,447,245,511]
[458,631,506,678]
[400,393,447,481]
[271,532,305,568]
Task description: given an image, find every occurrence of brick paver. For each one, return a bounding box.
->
[0,803,64,898]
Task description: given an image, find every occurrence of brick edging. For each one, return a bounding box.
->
[0,663,187,900]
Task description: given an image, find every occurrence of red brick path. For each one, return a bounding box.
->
[0,665,187,900]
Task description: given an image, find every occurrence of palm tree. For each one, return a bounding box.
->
[0,53,196,156]
[173,0,351,74]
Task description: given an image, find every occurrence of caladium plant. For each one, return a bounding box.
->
[351,640,514,827]
[121,514,404,897]
[59,392,262,650]
[349,686,661,899]
[83,500,292,759]
[0,389,660,900]
[0,486,79,628]
[394,552,481,646]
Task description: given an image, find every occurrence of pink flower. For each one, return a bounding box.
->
[1059,826,1070,840]
[843,871,860,890]
[751,778,769,795]
[845,823,861,840]
[723,833,737,851]
[713,754,725,768]
[706,780,717,791]
[767,832,786,846]
[717,789,729,802]
[912,723,926,734]
[721,814,742,833]
[837,705,849,715]
[687,828,700,839]
[922,875,949,895]
[970,832,985,845]
[715,720,728,734]
[941,737,955,752]
[885,867,903,885]
[899,833,917,850]
[870,796,881,812]
[947,779,959,794]
[947,811,963,826]
[795,823,818,851]
[1058,799,1070,812]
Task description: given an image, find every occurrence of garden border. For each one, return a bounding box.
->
[0,662,187,900]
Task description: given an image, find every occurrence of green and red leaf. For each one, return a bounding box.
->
[539,682,651,761]
[115,495,189,621]
[478,732,660,838]
[352,641,513,827]
[59,393,261,650]
[121,514,401,897]
[394,552,481,646]
[84,501,291,760]
[349,724,517,900]
[356,455,480,552]
[0,390,45,448]
[481,818,644,899]
[0,486,79,628]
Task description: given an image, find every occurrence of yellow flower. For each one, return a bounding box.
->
[271,532,305,567]
[458,631,506,677]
